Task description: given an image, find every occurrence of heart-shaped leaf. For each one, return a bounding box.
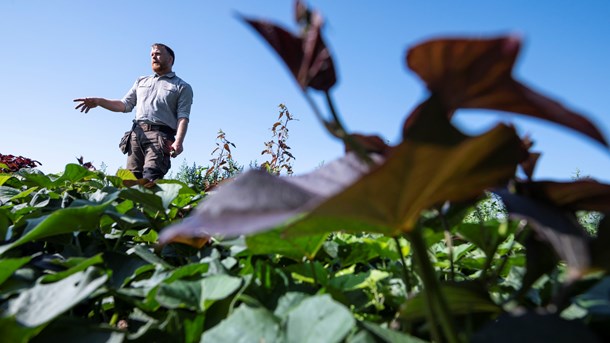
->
[406,36,607,146]
[160,97,523,244]
[7,267,108,327]
[242,5,336,91]
[246,229,327,261]
[514,180,610,212]
[202,305,283,342]
[285,294,355,343]
[158,152,378,245]
[494,188,590,280]
[0,195,118,255]
[287,99,524,236]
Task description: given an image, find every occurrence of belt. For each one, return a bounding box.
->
[137,122,176,135]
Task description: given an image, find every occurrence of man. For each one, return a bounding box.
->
[74,43,193,182]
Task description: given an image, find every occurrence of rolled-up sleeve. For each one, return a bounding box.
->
[177,83,194,120]
[121,78,141,113]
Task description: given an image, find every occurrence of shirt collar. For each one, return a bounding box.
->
[155,71,176,78]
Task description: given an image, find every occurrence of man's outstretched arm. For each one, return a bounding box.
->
[73,98,126,113]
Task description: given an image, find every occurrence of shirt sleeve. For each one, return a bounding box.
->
[120,78,141,113]
[176,83,194,120]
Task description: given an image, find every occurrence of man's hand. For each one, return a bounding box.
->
[170,141,183,158]
[73,98,99,113]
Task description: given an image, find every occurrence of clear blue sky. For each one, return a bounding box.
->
[2,1,610,183]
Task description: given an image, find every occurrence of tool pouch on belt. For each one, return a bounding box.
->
[119,131,131,154]
[119,122,137,154]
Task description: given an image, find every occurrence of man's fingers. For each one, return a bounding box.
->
[74,98,95,113]
[75,103,88,112]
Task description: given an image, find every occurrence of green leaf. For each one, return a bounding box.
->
[0,186,20,204]
[40,253,104,283]
[0,257,31,286]
[18,172,52,188]
[171,192,202,209]
[157,179,197,195]
[6,267,108,327]
[246,228,327,261]
[402,283,501,321]
[0,207,11,241]
[202,305,283,343]
[183,313,205,343]
[328,270,390,292]
[116,168,137,180]
[155,274,242,311]
[0,173,14,186]
[286,294,355,343]
[273,292,309,319]
[457,220,515,258]
[103,251,151,288]
[334,234,404,266]
[156,279,201,310]
[0,316,43,343]
[200,274,242,310]
[129,244,173,269]
[119,188,165,213]
[156,183,183,209]
[51,163,98,186]
[0,196,117,255]
[103,205,150,230]
[9,187,38,202]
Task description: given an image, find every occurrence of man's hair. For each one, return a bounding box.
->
[152,43,175,65]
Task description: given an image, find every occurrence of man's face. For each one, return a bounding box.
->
[151,46,172,74]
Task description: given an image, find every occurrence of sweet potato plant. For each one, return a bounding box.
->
[2,1,610,342]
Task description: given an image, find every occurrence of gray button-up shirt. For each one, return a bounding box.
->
[121,72,193,130]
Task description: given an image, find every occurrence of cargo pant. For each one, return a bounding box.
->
[124,124,175,181]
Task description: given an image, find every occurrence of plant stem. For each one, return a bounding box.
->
[408,228,461,343]
[489,219,527,284]
[324,91,374,165]
[309,260,319,286]
[393,236,412,293]
[301,88,329,128]
[439,212,455,281]
[113,229,127,251]
[301,88,375,165]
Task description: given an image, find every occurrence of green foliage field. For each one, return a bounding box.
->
[0,164,608,342]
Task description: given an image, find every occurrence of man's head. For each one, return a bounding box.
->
[151,43,175,75]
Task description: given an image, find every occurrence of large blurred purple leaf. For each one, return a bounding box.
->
[160,98,524,245]
[514,179,610,212]
[406,36,607,147]
[241,6,336,91]
[284,99,524,237]
[495,179,610,288]
[591,215,610,271]
[158,152,379,246]
[494,188,590,279]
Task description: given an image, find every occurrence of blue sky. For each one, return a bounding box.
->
[2,1,610,183]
